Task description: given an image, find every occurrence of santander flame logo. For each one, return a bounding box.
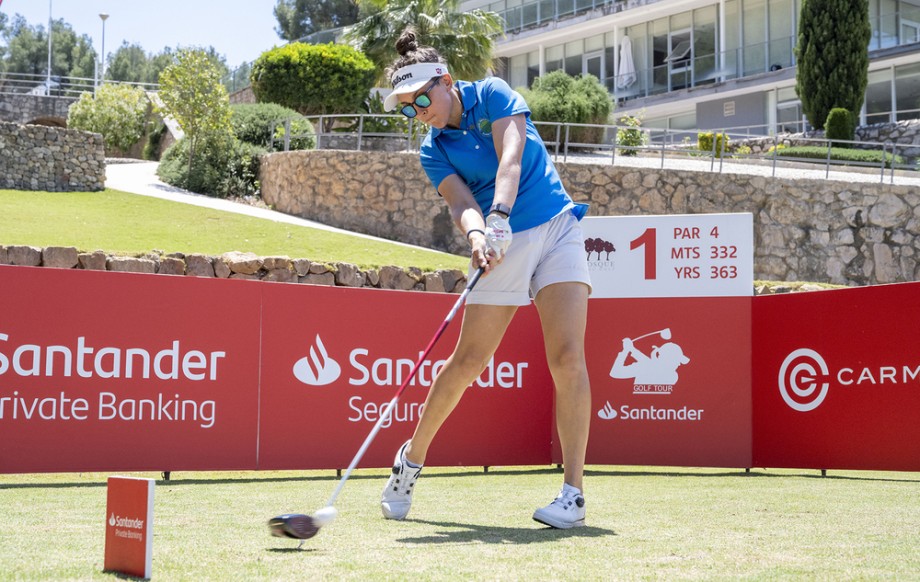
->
[597,401,618,420]
[293,335,342,386]
[109,513,116,527]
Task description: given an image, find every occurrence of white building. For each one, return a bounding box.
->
[463,0,920,134]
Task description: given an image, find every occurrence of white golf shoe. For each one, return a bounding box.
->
[532,485,586,529]
[381,440,422,520]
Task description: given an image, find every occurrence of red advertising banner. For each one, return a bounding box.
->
[753,283,920,471]
[577,297,752,468]
[0,266,262,472]
[257,283,554,469]
[9,263,917,474]
[104,476,154,580]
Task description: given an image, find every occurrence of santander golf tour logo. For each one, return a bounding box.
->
[598,327,694,421]
[293,335,342,386]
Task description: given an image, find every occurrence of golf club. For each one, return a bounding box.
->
[269,266,486,545]
[630,327,671,342]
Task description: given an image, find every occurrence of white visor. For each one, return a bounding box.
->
[383,62,450,111]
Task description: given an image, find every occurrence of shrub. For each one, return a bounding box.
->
[250,43,375,126]
[774,145,903,168]
[698,132,730,157]
[157,135,266,198]
[231,103,316,150]
[271,117,317,151]
[518,70,613,147]
[732,145,753,157]
[67,84,149,155]
[615,114,648,156]
[825,108,855,145]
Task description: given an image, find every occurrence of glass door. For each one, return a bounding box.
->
[583,50,604,80]
[666,28,692,90]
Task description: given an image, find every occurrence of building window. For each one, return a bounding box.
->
[565,40,584,77]
[866,68,894,124]
[895,62,920,121]
[546,44,564,73]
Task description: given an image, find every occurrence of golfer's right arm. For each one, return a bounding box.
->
[438,174,495,272]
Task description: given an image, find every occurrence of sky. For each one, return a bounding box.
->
[1,0,287,68]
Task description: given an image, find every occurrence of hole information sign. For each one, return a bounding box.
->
[581,213,754,298]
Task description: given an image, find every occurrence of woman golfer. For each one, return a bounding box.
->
[380,28,592,529]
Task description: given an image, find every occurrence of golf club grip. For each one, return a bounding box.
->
[325,267,485,506]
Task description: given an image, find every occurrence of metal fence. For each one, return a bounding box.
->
[268,114,919,185]
[0,72,158,98]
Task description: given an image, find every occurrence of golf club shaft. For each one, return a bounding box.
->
[631,328,666,342]
[325,267,485,507]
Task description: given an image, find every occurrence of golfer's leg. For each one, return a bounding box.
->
[404,303,517,465]
[534,281,591,491]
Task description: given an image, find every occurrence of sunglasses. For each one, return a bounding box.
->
[399,78,440,119]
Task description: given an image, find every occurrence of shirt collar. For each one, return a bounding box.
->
[430,80,479,138]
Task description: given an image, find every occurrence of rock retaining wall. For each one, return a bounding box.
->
[261,149,920,286]
[0,245,469,293]
[0,121,105,191]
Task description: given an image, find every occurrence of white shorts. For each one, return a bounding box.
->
[467,209,592,306]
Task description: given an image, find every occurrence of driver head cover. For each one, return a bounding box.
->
[383,62,450,112]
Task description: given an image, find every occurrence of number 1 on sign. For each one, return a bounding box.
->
[630,228,657,280]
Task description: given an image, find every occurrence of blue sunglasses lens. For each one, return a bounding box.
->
[415,94,432,108]
[400,104,418,118]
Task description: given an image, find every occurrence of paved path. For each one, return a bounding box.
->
[103,161,429,249]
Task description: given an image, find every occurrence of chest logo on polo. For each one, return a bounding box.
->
[478,119,492,135]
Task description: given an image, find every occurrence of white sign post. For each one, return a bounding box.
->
[582,213,754,298]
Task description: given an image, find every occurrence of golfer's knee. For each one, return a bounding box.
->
[447,350,493,382]
[547,345,587,378]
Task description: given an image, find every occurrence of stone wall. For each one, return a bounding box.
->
[0,93,75,126]
[261,149,920,286]
[0,121,105,191]
[0,245,469,294]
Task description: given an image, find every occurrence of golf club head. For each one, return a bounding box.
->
[660,328,672,340]
[268,513,320,540]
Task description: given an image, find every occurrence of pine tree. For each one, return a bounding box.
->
[795,0,871,130]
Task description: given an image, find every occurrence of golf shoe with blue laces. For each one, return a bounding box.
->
[381,440,422,520]
[532,485,586,529]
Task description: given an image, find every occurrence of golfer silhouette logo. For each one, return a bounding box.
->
[609,328,690,394]
[293,334,342,386]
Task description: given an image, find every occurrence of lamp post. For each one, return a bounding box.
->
[46,0,52,90]
[99,13,110,85]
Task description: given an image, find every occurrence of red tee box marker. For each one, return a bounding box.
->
[104,476,154,579]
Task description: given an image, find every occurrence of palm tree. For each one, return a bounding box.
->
[344,0,504,86]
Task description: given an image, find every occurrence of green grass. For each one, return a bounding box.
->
[1,466,917,580]
[0,189,468,272]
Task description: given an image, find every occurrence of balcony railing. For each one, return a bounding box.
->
[604,36,797,103]
[499,0,622,34]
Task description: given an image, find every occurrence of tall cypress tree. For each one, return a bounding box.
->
[795,0,871,130]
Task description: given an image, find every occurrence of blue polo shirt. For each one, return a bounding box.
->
[419,77,588,233]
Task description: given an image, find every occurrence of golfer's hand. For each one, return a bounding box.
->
[485,214,512,262]
[468,231,496,273]
[622,338,633,351]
